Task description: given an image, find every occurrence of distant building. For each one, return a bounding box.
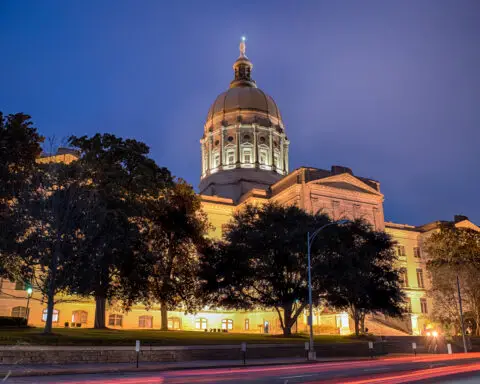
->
[1,41,478,335]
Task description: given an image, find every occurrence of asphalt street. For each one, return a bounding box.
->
[4,354,480,384]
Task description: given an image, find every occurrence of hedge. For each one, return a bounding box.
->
[0,316,28,327]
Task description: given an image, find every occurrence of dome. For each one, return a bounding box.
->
[206,87,282,122]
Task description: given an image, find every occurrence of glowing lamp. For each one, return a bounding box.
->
[26,287,33,295]
[426,331,431,337]
[432,331,438,337]
[241,36,246,42]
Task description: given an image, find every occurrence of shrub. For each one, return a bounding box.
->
[0,316,28,327]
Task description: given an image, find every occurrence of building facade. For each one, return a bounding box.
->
[1,40,478,335]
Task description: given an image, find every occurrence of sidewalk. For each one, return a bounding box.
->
[0,356,373,378]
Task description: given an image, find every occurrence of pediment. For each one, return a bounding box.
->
[308,173,383,197]
[455,220,480,232]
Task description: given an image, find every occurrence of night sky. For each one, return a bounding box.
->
[1,1,479,226]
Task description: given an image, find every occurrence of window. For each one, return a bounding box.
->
[243,149,252,164]
[11,306,27,318]
[259,150,267,165]
[397,246,406,257]
[222,319,233,330]
[138,315,153,328]
[226,150,235,165]
[244,319,249,331]
[42,309,59,322]
[416,269,425,288]
[168,317,181,330]
[413,247,421,258]
[108,314,123,327]
[213,153,220,168]
[195,318,207,330]
[14,281,25,290]
[420,298,428,314]
[72,310,88,324]
[406,298,412,313]
[399,268,408,288]
[273,153,279,168]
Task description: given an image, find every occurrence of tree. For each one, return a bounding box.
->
[322,220,405,336]
[201,203,331,336]
[0,112,44,279]
[424,225,480,336]
[145,180,209,330]
[65,134,174,328]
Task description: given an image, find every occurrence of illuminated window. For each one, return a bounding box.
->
[244,319,249,330]
[416,269,425,288]
[11,306,27,318]
[243,149,252,164]
[420,298,428,314]
[42,309,59,322]
[72,310,88,324]
[108,314,123,327]
[397,246,406,257]
[222,319,233,330]
[413,247,421,258]
[226,150,235,165]
[213,153,220,168]
[259,150,267,165]
[195,318,208,330]
[168,317,181,330]
[138,315,153,328]
[273,153,280,169]
[399,268,408,288]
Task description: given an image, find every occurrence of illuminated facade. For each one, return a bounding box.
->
[0,41,478,336]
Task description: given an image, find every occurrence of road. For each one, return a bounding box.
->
[5,354,480,383]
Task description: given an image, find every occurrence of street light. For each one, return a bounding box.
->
[306,219,350,360]
[25,286,33,325]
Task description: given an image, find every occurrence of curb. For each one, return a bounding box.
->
[0,357,371,378]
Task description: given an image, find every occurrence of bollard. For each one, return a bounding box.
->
[241,342,247,365]
[447,343,452,354]
[135,340,140,368]
[368,341,374,359]
[305,342,310,360]
[412,342,417,357]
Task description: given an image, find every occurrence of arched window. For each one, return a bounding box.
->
[72,310,88,324]
[138,315,153,328]
[168,317,181,330]
[195,318,208,330]
[42,309,59,322]
[221,319,233,330]
[11,306,27,318]
[242,148,252,164]
[108,314,123,327]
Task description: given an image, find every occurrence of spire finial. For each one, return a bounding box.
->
[239,36,246,57]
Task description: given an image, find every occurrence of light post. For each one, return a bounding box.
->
[25,286,33,325]
[307,219,350,360]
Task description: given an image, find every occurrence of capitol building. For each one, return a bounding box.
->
[1,40,478,336]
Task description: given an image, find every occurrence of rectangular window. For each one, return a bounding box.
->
[195,318,208,330]
[138,316,153,328]
[413,247,421,258]
[108,314,123,327]
[221,319,233,330]
[407,298,412,313]
[400,268,408,288]
[420,298,428,314]
[42,309,59,322]
[416,269,425,288]
[243,149,252,164]
[14,281,25,290]
[244,319,249,331]
[273,153,279,168]
[397,246,406,257]
[227,151,235,165]
[259,150,267,165]
[214,154,220,168]
[168,317,181,330]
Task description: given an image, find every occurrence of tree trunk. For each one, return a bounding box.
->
[94,296,106,329]
[282,304,293,336]
[352,308,360,336]
[43,247,59,335]
[360,312,365,334]
[160,301,168,331]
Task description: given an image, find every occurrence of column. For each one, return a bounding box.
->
[220,127,224,168]
[236,128,241,167]
[269,129,273,167]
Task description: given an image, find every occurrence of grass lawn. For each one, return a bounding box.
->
[0,327,372,346]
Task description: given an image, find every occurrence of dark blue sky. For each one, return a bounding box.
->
[1,1,479,226]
